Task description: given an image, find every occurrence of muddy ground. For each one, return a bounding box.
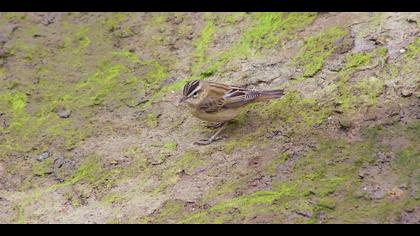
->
[0,12,419,224]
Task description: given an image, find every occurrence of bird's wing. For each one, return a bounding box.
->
[222,90,260,109]
[199,90,259,113]
[199,96,226,113]
[207,82,247,95]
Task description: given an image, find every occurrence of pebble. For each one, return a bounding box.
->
[37,151,50,162]
[0,35,7,45]
[400,89,413,97]
[339,118,352,130]
[399,49,406,53]
[0,49,8,58]
[0,162,4,176]
[57,109,71,118]
[53,157,64,169]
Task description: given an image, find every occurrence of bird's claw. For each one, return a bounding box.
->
[194,135,226,145]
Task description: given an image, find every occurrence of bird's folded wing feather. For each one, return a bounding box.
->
[199,90,258,113]
[199,96,226,113]
[222,91,260,109]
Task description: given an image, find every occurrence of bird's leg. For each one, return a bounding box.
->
[195,122,228,145]
[205,122,224,129]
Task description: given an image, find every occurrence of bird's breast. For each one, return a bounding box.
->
[189,106,241,123]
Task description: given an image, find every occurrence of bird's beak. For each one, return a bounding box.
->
[179,97,187,104]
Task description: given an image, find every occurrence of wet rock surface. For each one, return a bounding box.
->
[0,12,418,224]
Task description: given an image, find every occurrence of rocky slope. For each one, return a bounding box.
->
[0,12,419,223]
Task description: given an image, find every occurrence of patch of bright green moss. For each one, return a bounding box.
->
[405,37,420,60]
[345,52,373,70]
[261,90,333,130]
[242,12,317,52]
[163,141,178,151]
[146,113,158,128]
[295,26,348,77]
[32,158,53,177]
[9,91,27,114]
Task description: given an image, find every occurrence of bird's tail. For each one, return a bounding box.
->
[255,89,284,102]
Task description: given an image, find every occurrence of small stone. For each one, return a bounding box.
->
[37,151,50,161]
[399,49,406,53]
[0,162,4,177]
[53,157,64,169]
[339,118,352,130]
[406,18,417,24]
[0,35,7,45]
[0,49,8,58]
[400,88,412,97]
[364,113,377,121]
[334,107,344,114]
[387,103,401,117]
[57,109,71,118]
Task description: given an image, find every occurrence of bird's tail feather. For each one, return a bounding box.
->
[255,89,284,101]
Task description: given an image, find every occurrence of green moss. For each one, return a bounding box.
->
[146,200,187,223]
[3,12,26,21]
[345,52,373,70]
[241,13,317,52]
[264,152,290,176]
[102,13,130,31]
[261,90,333,130]
[32,158,53,177]
[65,155,104,185]
[190,19,216,75]
[224,13,247,24]
[394,147,420,183]
[295,26,348,77]
[181,183,295,223]
[48,155,122,193]
[202,179,244,204]
[146,113,158,128]
[179,131,396,223]
[156,13,317,104]
[213,185,294,212]
[174,150,202,175]
[124,153,149,178]
[17,205,25,224]
[163,141,178,151]
[224,134,255,154]
[9,91,27,114]
[330,47,388,113]
[102,193,125,205]
[405,37,420,60]
[353,77,385,107]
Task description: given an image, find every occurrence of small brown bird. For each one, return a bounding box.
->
[179,80,284,145]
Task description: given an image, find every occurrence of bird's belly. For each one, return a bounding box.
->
[190,108,241,123]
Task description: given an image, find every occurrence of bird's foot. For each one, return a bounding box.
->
[194,135,226,145]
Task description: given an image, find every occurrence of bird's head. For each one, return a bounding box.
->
[179,80,204,106]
